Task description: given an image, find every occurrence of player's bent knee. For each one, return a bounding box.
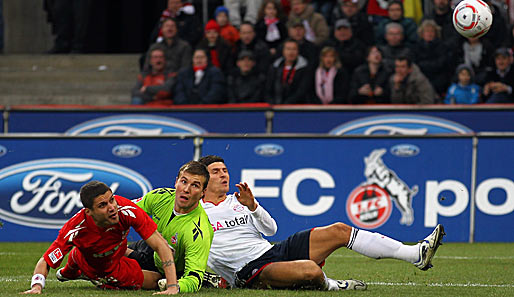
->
[328,222,351,237]
[300,261,324,281]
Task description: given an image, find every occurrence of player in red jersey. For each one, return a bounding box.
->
[21,181,179,295]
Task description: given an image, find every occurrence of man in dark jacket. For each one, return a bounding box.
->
[266,39,314,104]
[143,18,192,74]
[482,47,514,103]
[378,22,412,70]
[149,0,203,47]
[234,22,271,76]
[323,18,366,76]
[330,0,374,46]
[174,49,227,105]
[227,51,266,103]
[285,18,320,68]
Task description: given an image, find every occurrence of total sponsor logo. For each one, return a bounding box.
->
[211,215,249,232]
[0,158,152,229]
[329,114,473,135]
[64,114,207,135]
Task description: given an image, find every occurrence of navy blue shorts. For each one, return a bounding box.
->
[234,229,312,288]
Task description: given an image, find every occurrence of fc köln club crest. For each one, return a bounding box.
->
[347,149,418,229]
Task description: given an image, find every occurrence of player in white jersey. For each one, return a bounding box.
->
[199,155,445,291]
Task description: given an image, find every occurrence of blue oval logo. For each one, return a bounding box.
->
[0,145,6,157]
[329,114,473,135]
[390,144,420,157]
[65,115,207,135]
[0,158,152,229]
[112,144,142,158]
[255,144,284,157]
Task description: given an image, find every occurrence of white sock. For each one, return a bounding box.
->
[347,227,419,263]
[323,272,340,291]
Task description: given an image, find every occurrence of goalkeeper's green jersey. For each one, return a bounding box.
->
[135,187,213,292]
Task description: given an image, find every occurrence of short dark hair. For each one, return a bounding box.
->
[240,21,255,30]
[178,161,210,190]
[80,181,111,209]
[283,38,299,48]
[396,54,412,67]
[161,17,177,27]
[198,155,225,168]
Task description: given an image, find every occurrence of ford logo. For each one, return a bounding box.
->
[390,144,420,157]
[329,114,473,135]
[255,144,284,157]
[0,158,152,229]
[65,115,207,135]
[112,144,142,158]
[0,145,6,157]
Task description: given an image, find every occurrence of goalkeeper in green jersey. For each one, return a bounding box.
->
[127,161,214,293]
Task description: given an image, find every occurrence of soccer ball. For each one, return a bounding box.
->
[452,0,493,38]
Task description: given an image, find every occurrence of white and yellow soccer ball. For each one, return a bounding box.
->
[452,0,493,38]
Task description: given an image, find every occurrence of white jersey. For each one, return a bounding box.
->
[201,194,277,286]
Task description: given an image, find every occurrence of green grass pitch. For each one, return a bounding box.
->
[1,242,513,296]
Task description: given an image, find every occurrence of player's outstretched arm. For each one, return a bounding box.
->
[235,182,277,236]
[145,231,179,295]
[21,257,50,294]
[235,182,258,211]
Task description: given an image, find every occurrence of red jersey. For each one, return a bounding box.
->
[43,196,157,276]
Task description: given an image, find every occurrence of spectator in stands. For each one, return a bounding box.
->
[349,45,392,104]
[286,18,319,68]
[152,0,203,47]
[444,64,481,104]
[481,0,508,49]
[323,18,366,76]
[287,0,329,45]
[227,50,266,103]
[45,0,91,53]
[375,1,418,47]
[215,6,240,47]
[174,49,227,105]
[422,0,463,69]
[224,0,263,26]
[481,47,514,103]
[379,22,412,70]
[234,22,271,75]
[412,19,450,96]
[311,0,336,21]
[457,36,494,86]
[197,20,234,75]
[255,0,288,56]
[314,46,349,104]
[367,0,422,25]
[143,18,191,74]
[330,0,374,46]
[390,55,437,104]
[266,39,313,104]
[131,45,174,105]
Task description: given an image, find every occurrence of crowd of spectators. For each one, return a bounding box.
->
[130,0,514,105]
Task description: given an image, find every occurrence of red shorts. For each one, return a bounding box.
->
[68,248,144,290]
